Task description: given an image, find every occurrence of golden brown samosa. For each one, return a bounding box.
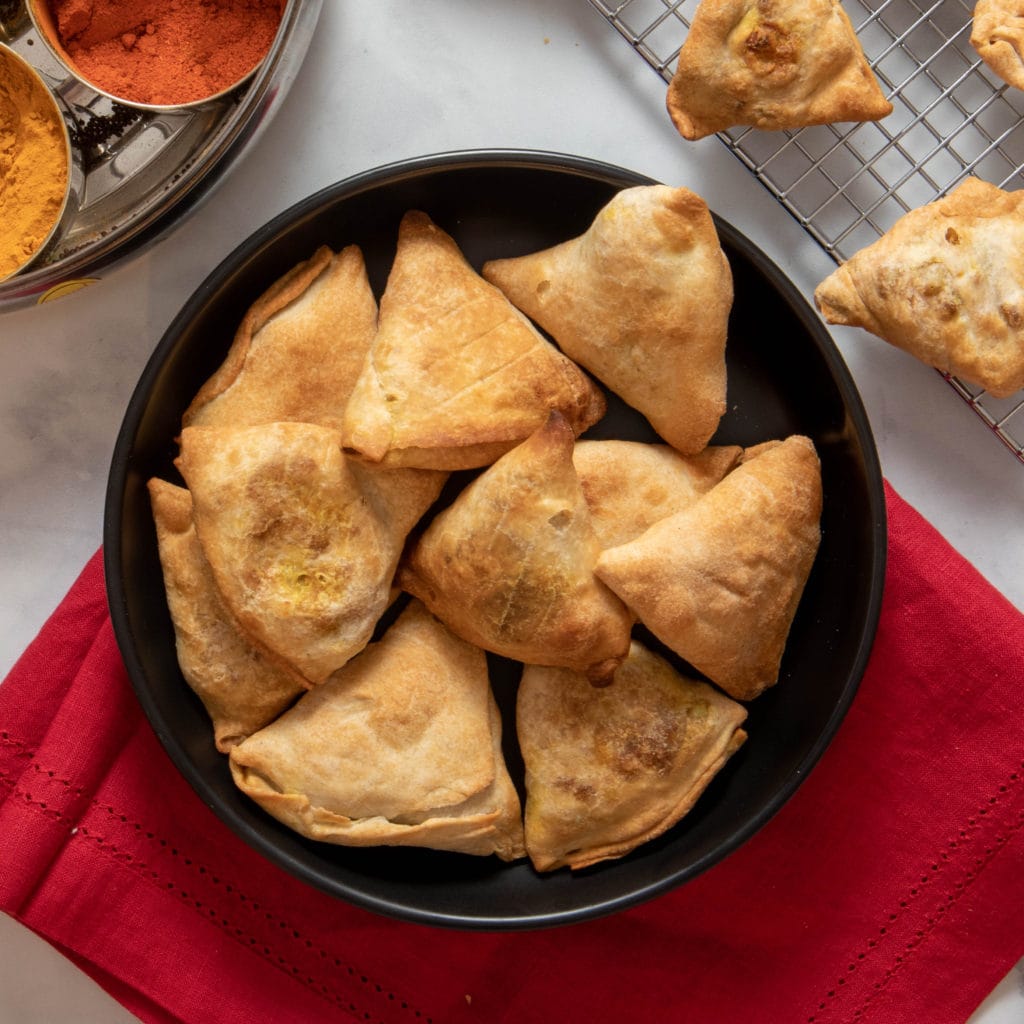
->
[517,640,747,872]
[972,0,1024,91]
[815,177,1024,398]
[482,186,732,455]
[229,600,525,860]
[183,245,378,431]
[595,435,822,701]
[148,477,307,751]
[176,421,446,686]
[341,211,605,470]
[665,0,892,140]
[573,440,742,550]
[399,412,633,684]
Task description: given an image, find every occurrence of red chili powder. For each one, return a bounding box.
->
[46,0,284,106]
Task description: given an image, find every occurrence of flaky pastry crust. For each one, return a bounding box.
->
[815,177,1024,398]
[341,211,605,470]
[483,185,732,455]
[971,0,1024,91]
[666,0,892,140]
[517,641,747,872]
[230,600,525,860]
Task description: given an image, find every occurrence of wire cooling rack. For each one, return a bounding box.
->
[586,0,1024,464]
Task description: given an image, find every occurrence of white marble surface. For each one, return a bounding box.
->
[1,1,1022,1021]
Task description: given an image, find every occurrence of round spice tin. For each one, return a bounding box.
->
[0,0,322,311]
[26,0,285,110]
[0,41,81,282]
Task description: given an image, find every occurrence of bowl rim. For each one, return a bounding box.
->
[104,148,888,930]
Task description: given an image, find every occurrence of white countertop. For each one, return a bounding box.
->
[2,2,1023,1020]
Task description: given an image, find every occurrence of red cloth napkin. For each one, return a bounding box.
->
[2,481,1024,1024]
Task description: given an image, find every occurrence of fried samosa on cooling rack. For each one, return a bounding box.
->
[815,177,1024,398]
[665,0,892,140]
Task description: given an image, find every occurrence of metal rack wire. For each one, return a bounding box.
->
[587,0,1024,464]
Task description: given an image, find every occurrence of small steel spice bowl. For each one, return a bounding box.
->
[0,41,80,283]
[26,0,285,111]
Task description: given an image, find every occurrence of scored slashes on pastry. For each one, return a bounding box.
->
[573,440,742,550]
[483,186,732,455]
[399,412,633,684]
[176,421,446,685]
[971,0,1024,92]
[183,245,378,432]
[341,210,605,470]
[517,641,748,872]
[665,0,892,140]
[230,600,525,859]
[815,177,1024,398]
[595,436,822,702]
[148,478,307,752]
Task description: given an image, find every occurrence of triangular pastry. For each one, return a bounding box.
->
[341,210,605,470]
[398,412,633,684]
[183,245,378,431]
[815,177,1024,398]
[482,185,732,454]
[573,440,742,550]
[148,478,307,751]
[595,435,822,701]
[517,640,748,872]
[175,421,446,685]
[229,599,526,860]
[972,0,1024,91]
[666,0,892,140]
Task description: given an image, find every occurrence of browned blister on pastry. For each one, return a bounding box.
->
[595,435,822,701]
[517,640,747,872]
[573,439,742,550]
[148,478,307,751]
[399,412,633,684]
[176,421,446,686]
[183,245,378,431]
[483,185,732,455]
[229,600,526,860]
[971,0,1024,91]
[341,211,605,470]
[666,0,892,140]
[815,178,1024,398]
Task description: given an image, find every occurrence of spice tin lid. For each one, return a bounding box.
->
[0,0,322,312]
[0,40,82,282]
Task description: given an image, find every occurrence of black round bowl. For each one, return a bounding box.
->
[105,150,886,930]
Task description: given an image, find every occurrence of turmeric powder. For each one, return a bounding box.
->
[0,47,69,280]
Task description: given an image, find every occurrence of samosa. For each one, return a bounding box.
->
[399,412,633,684]
[595,435,822,701]
[148,477,306,751]
[229,600,526,860]
[482,185,732,455]
[517,640,747,871]
[184,245,378,431]
[176,421,446,685]
[341,211,605,470]
[665,0,892,140]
